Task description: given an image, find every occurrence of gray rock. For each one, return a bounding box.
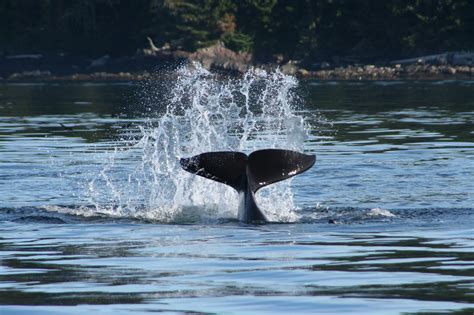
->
[451,52,474,66]
[281,60,299,75]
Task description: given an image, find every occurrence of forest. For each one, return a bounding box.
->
[1,0,473,65]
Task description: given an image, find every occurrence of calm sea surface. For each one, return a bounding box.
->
[0,78,473,314]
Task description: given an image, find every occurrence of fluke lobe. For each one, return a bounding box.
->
[180,149,316,223]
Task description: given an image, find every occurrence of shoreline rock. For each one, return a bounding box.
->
[1,49,473,82]
[3,64,472,82]
[293,64,473,80]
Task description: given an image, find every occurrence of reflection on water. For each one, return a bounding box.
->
[0,222,473,314]
[301,81,474,211]
[1,79,474,314]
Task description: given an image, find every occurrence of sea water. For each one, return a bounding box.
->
[0,64,473,314]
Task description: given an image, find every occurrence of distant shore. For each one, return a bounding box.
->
[1,47,473,82]
[2,65,473,82]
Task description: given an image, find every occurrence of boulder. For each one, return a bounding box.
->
[281,60,299,75]
[451,52,474,66]
[391,51,474,66]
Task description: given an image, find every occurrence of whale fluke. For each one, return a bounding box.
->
[246,149,316,192]
[180,149,316,223]
[180,151,247,190]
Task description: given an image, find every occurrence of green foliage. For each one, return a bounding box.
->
[148,0,238,51]
[1,0,473,61]
[222,32,253,52]
[394,0,474,53]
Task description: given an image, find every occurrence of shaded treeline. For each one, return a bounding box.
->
[1,0,473,63]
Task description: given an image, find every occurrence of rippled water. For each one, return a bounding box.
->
[1,71,473,314]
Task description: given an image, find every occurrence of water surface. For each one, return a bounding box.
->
[1,74,473,314]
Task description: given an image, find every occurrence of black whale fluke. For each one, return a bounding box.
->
[180,149,316,223]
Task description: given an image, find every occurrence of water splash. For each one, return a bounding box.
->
[85,63,308,223]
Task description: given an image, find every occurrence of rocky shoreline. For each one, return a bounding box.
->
[283,64,473,80]
[3,65,473,82]
[1,45,473,81]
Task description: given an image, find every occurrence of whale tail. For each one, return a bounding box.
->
[180,149,316,193]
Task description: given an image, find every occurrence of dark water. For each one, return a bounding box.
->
[1,79,473,314]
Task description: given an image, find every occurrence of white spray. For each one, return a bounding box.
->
[85,63,308,222]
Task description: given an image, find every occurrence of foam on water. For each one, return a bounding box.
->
[366,207,396,218]
[83,63,309,223]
